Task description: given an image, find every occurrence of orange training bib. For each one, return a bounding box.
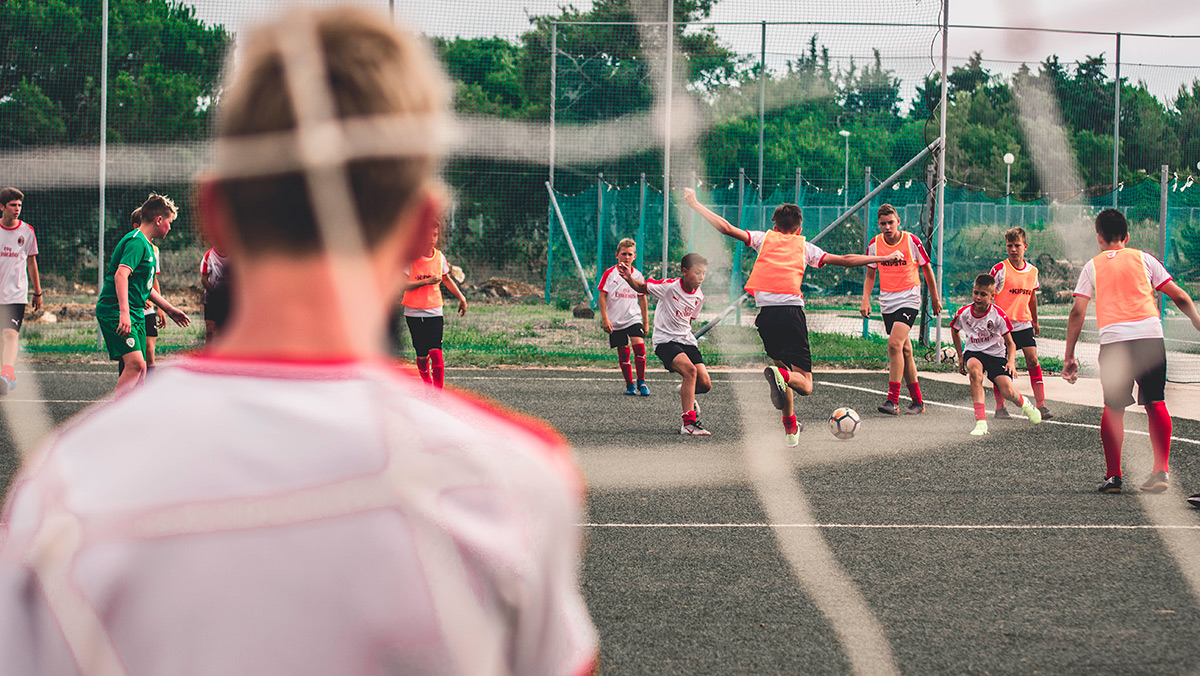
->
[744,230,806,296]
[1093,248,1158,329]
[874,232,920,293]
[401,250,445,310]
[995,259,1037,323]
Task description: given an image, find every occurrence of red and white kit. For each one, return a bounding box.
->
[0,358,598,676]
[866,233,930,313]
[951,304,1014,358]
[0,219,38,304]
[599,264,645,329]
[200,247,230,286]
[645,278,704,346]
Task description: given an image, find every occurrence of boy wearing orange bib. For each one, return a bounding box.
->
[401,224,467,388]
[683,188,903,446]
[1064,209,1200,494]
[989,227,1052,420]
[860,204,941,415]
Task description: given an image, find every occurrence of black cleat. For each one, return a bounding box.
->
[877,400,899,415]
[1038,405,1054,420]
[904,400,925,415]
[994,408,1013,420]
[1098,476,1123,494]
[1187,494,1200,509]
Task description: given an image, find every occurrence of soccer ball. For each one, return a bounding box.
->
[938,345,957,364]
[828,407,860,440]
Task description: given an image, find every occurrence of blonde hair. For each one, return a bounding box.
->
[616,238,636,253]
[216,8,450,255]
[130,207,142,227]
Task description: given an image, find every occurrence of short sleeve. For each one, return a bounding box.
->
[1073,261,1095,298]
[950,309,963,332]
[910,235,931,266]
[691,294,704,319]
[866,239,878,269]
[1143,253,1172,289]
[25,228,37,257]
[996,307,1013,333]
[644,279,670,299]
[633,269,646,294]
[598,268,616,294]
[805,242,827,269]
[116,239,144,271]
[990,262,1005,292]
[747,231,765,252]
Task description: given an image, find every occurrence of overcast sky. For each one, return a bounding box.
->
[188,0,1200,103]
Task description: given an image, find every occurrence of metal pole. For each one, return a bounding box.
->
[1005,163,1012,226]
[1160,164,1169,317]
[687,171,697,252]
[661,0,674,279]
[758,21,766,232]
[735,168,745,323]
[843,133,850,211]
[546,22,557,304]
[388,0,394,20]
[637,173,647,274]
[1113,33,1122,207]
[863,166,871,339]
[935,0,949,350]
[98,0,109,326]
[795,167,802,206]
[545,182,595,305]
[596,173,604,308]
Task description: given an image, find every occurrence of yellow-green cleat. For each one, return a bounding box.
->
[970,420,989,436]
[1021,400,1042,424]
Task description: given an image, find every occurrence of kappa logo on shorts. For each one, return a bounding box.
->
[126,337,136,348]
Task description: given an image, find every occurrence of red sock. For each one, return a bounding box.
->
[778,367,790,383]
[907,382,922,405]
[0,365,12,379]
[416,357,431,384]
[617,346,633,385]
[429,349,445,389]
[1028,364,1045,408]
[973,402,986,421]
[632,343,646,381]
[783,414,798,433]
[1145,401,1173,473]
[1101,406,1124,478]
[887,381,901,404]
[682,409,697,423]
[994,387,1005,412]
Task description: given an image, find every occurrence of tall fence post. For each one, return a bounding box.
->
[595,173,604,310]
[795,167,802,208]
[1113,32,1122,207]
[1160,164,1169,317]
[863,166,872,339]
[637,173,647,274]
[734,168,746,324]
[546,21,557,304]
[687,171,697,253]
[661,2,674,280]
[757,20,766,233]
[934,0,950,351]
[97,0,109,348]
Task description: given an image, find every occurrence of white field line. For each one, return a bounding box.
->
[582,522,1200,531]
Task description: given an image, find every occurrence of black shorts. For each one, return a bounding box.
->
[405,315,445,357]
[204,283,231,328]
[1010,327,1037,350]
[965,350,1013,384]
[144,312,158,337]
[882,307,919,335]
[755,305,812,372]
[0,304,25,332]
[609,323,646,348]
[1098,338,1167,408]
[655,341,703,372]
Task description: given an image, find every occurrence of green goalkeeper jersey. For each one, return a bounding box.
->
[96,229,157,321]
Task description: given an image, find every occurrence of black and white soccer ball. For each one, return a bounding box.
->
[828,407,860,440]
[939,345,957,364]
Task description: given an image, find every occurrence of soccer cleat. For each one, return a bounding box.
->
[994,408,1012,420]
[1021,400,1042,424]
[1037,405,1054,420]
[1139,471,1169,493]
[785,430,800,448]
[877,400,899,416]
[624,383,638,396]
[904,400,925,415]
[0,375,8,396]
[1098,476,1123,493]
[680,420,712,436]
[970,420,989,436]
[637,380,650,396]
[1188,494,1200,508]
[763,366,787,410]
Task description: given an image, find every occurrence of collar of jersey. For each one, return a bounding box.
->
[970,303,993,319]
[180,353,390,379]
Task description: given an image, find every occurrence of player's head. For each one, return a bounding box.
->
[130,207,142,228]
[1005,227,1027,259]
[138,193,177,238]
[202,8,449,264]
[616,238,636,265]
[771,204,802,234]
[424,220,441,251]
[680,252,707,289]
[0,187,22,219]
[973,273,996,307]
[876,204,900,235]
[1095,208,1129,245]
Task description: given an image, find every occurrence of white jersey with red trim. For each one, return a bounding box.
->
[0,220,38,305]
[0,358,598,676]
[646,278,704,346]
[866,233,930,313]
[599,264,645,330]
[745,231,827,307]
[200,248,230,287]
[951,303,1013,359]
[1073,251,1172,344]
[990,260,1040,332]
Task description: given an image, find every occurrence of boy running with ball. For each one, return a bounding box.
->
[860,203,941,415]
[1064,209,1200,494]
[683,188,903,447]
[599,238,650,395]
[619,253,710,435]
[989,227,1052,420]
[950,273,1042,436]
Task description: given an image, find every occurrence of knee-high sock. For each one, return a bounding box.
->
[632,343,646,381]
[1146,401,1173,473]
[887,381,901,404]
[617,345,633,384]
[907,382,923,405]
[1101,406,1124,478]
[1028,364,1045,407]
[416,356,431,384]
[973,402,986,421]
[994,387,1006,411]
[429,349,445,389]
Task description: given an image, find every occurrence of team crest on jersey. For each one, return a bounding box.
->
[16,236,23,246]
[126,337,136,348]
[987,320,995,330]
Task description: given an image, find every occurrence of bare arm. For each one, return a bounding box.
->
[823,250,905,268]
[921,263,942,315]
[149,289,190,327]
[1004,331,1017,375]
[1160,280,1200,331]
[26,256,41,312]
[201,270,214,292]
[682,188,750,245]
[639,294,649,334]
[860,267,876,318]
[441,275,467,317]
[598,290,611,332]
[951,327,966,375]
[1030,289,1039,336]
[1062,295,1090,383]
[617,264,648,294]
